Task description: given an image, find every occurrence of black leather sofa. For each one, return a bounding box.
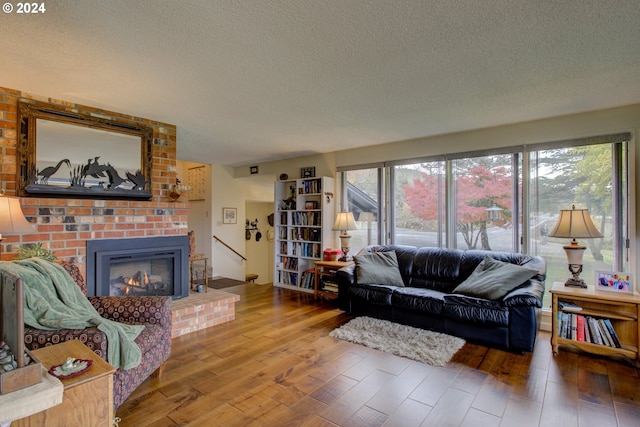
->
[335,245,546,353]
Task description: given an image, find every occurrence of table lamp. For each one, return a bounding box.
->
[332,212,358,261]
[0,191,35,257]
[548,204,602,288]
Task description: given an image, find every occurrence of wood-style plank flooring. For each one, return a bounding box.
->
[116,283,640,426]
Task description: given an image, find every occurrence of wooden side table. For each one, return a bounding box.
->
[550,281,640,364]
[314,260,353,299]
[12,340,116,427]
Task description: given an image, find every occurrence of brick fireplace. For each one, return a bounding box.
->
[0,87,189,280]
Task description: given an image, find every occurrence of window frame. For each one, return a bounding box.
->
[339,132,631,262]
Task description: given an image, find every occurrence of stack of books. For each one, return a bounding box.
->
[558,302,622,348]
[321,280,339,294]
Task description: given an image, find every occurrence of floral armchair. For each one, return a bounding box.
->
[23,260,172,409]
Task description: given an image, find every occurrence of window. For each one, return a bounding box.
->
[339,132,630,305]
[343,167,382,252]
[392,153,519,251]
[527,141,628,305]
[451,153,518,252]
[393,160,445,247]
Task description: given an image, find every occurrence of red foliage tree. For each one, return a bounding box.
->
[403,165,512,249]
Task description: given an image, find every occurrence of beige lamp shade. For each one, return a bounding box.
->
[332,212,358,232]
[0,196,34,239]
[332,212,358,261]
[548,205,602,240]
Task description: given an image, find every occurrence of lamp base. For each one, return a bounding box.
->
[338,244,352,262]
[564,263,587,288]
[564,277,587,288]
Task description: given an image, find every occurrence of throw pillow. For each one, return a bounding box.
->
[354,251,405,287]
[452,255,539,301]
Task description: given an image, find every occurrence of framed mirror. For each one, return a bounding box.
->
[17,100,153,200]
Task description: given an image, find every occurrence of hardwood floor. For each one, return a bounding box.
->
[116,283,640,427]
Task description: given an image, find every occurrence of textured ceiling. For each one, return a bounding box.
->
[2,0,639,166]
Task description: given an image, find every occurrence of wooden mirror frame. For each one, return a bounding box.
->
[16,100,153,200]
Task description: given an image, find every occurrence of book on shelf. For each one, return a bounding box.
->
[596,319,613,347]
[559,301,582,312]
[558,312,568,339]
[603,319,622,348]
[583,316,591,343]
[576,315,585,341]
[301,269,315,289]
[322,282,339,294]
[587,317,602,345]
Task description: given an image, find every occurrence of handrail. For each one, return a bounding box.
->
[213,235,247,261]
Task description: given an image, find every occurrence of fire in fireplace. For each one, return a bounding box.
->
[108,253,175,297]
[86,236,189,299]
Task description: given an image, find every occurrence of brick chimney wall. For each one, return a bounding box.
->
[0,87,189,279]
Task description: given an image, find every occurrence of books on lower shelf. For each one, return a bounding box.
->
[321,280,339,294]
[300,269,315,289]
[558,312,622,348]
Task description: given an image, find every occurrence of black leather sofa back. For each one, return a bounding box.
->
[360,245,546,293]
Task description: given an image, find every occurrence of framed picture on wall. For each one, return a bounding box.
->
[222,207,237,224]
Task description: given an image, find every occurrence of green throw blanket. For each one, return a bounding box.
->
[0,258,144,370]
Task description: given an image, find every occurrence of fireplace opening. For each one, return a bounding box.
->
[86,236,189,299]
[108,252,176,297]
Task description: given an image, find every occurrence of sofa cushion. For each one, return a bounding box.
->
[452,255,539,300]
[354,251,405,287]
[390,287,445,314]
[359,245,417,285]
[442,294,508,326]
[463,250,546,282]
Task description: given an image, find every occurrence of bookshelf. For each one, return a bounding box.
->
[550,282,640,364]
[274,177,334,293]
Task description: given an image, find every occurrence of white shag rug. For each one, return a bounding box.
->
[329,316,465,367]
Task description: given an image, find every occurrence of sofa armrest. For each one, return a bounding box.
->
[88,295,172,328]
[502,279,545,307]
[24,326,109,359]
[336,263,356,284]
[335,264,356,311]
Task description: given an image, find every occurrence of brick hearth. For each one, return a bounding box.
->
[171,289,240,338]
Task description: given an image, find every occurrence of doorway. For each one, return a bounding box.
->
[244,201,274,284]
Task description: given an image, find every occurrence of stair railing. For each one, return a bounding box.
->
[213,235,247,261]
